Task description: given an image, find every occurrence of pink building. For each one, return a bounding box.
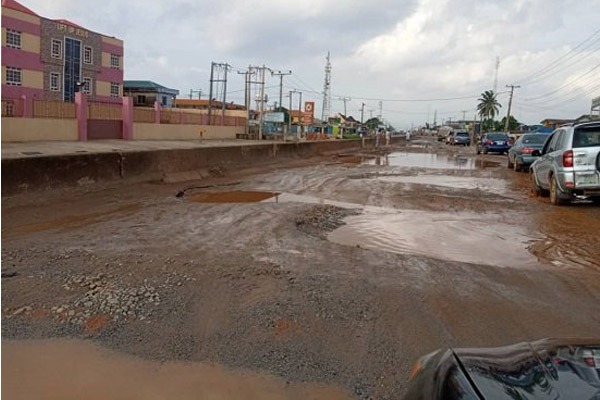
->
[1,0,123,106]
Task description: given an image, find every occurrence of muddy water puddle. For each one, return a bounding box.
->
[377,175,507,195]
[363,152,477,169]
[329,209,540,267]
[2,339,351,400]
[188,190,279,203]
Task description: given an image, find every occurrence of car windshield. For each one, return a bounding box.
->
[456,132,469,137]
[521,134,549,145]
[573,126,600,148]
[487,133,508,140]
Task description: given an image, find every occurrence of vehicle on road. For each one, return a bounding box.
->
[530,121,600,205]
[507,132,552,171]
[476,132,513,154]
[403,338,600,400]
[451,131,470,146]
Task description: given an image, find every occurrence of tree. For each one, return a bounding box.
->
[499,115,519,132]
[365,117,382,130]
[477,90,502,131]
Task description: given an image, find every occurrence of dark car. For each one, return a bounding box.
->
[452,131,470,146]
[477,132,513,154]
[403,338,600,400]
[507,132,552,171]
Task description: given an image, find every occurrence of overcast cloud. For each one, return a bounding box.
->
[23,0,600,128]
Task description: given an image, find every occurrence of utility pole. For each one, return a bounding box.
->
[461,110,467,122]
[433,110,437,127]
[338,97,351,116]
[189,89,202,99]
[247,66,267,140]
[298,91,303,138]
[504,84,520,133]
[270,69,291,139]
[207,62,230,125]
[493,56,500,94]
[378,100,383,120]
[237,67,254,137]
[288,91,293,139]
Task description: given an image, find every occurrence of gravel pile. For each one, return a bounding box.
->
[295,205,361,239]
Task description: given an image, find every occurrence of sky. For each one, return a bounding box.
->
[21,0,600,129]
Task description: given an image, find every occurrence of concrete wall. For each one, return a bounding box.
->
[1,117,77,141]
[2,139,367,195]
[133,123,244,140]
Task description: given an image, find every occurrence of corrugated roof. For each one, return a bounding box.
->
[1,0,38,16]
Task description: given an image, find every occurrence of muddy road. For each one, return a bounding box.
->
[3,137,600,399]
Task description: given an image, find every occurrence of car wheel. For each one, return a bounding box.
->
[507,155,513,169]
[550,176,569,206]
[531,171,548,197]
[514,160,522,172]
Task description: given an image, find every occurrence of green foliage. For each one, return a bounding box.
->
[365,117,382,129]
[477,90,502,122]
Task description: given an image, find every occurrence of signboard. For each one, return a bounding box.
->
[264,112,284,123]
[301,112,314,125]
[304,102,314,114]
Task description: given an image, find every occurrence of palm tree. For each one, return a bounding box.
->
[477,90,501,131]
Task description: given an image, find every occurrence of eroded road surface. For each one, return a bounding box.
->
[3,137,600,399]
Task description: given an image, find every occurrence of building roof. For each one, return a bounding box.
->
[1,0,38,16]
[173,98,245,110]
[124,80,179,95]
[53,19,85,29]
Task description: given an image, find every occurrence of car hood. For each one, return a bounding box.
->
[455,338,600,399]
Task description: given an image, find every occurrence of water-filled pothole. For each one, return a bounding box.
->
[187,191,279,203]
[328,209,540,268]
[377,175,507,194]
[362,152,476,169]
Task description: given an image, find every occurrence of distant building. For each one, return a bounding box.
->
[540,118,574,129]
[1,0,124,103]
[124,80,179,107]
[173,98,245,110]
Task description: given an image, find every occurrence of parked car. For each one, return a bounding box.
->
[451,131,470,146]
[530,121,600,205]
[402,338,600,400]
[507,132,552,171]
[476,132,513,154]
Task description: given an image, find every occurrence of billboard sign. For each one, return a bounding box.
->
[264,112,284,123]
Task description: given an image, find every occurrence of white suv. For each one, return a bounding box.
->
[530,121,600,205]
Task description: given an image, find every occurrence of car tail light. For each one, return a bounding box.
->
[562,150,574,167]
[487,140,494,145]
[583,356,596,367]
[522,148,534,154]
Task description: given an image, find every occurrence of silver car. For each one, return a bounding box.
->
[530,121,600,205]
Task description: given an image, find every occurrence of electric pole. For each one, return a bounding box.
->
[504,84,520,133]
[237,67,255,136]
[461,110,467,122]
[270,69,291,140]
[338,97,351,116]
[378,100,383,120]
[207,62,230,125]
[189,89,202,100]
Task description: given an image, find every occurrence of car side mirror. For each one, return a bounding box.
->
[531,150,541,157]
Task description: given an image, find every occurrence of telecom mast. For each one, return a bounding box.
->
[493,56,500,93]
[321,52,332,122]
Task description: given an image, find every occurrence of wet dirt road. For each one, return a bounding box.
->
[2,137,600,399]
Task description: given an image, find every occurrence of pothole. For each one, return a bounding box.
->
[187,191,279,203]
[377,175,507,195]
[362,152,477,169]
[328,209,541,268]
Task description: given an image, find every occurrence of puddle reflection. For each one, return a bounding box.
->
[363,152,477,169]
[328,210,540,268]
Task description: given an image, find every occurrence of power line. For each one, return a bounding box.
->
[523,62,600,101]
[517,28,600,85]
